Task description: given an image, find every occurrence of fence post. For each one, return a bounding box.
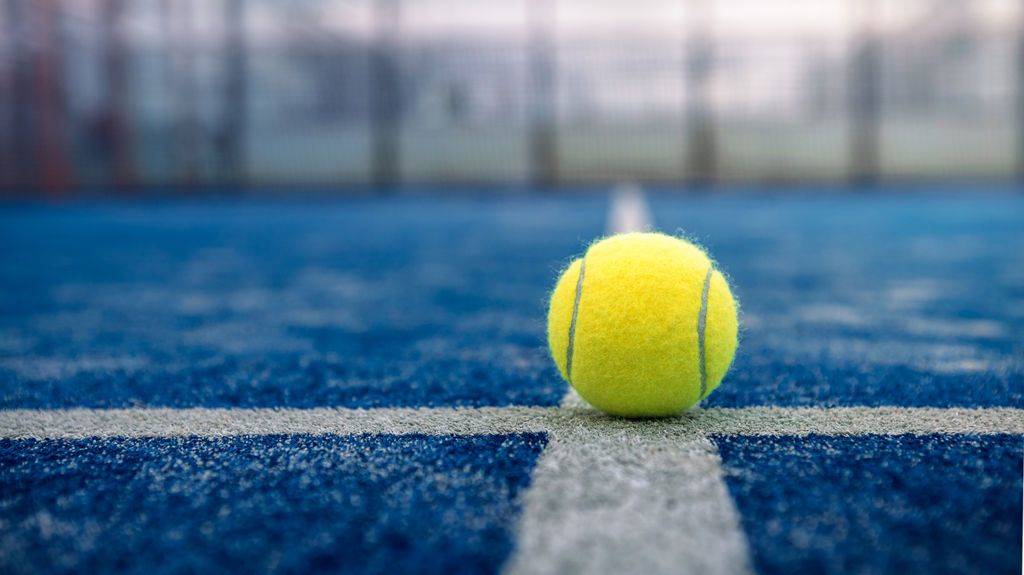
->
[220,0,248,186]
[1018,1,1024,181]
[33,0,73,194]
[100,0,135,188]
[849,0,880,185]
[684,0,716,186]
[3,0,34,190]
[371,0,401,189]
[528,0,557,188]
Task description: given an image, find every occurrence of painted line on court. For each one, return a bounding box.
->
[607,182,652,234]
[0,406,551,439]
[2,405,1022,440]
[504,432,752,575]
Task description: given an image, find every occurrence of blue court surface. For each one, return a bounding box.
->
[1,189,1022,574]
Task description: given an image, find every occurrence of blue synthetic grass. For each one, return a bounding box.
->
[651,193,1024,408]
[1,190,1022,574]
[0,196,605,409]
[1,192,1021,409]
[713,434,1023,575]
[0,433,547,575]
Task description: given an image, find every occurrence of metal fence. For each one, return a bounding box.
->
[1,0,1021,192]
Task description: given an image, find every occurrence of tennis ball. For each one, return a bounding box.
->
[547,232,738,417]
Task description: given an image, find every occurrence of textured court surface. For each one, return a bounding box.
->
[1,190,1022,574]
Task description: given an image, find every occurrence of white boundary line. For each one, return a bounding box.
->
[0,406,550,439]
[504,432,752,575]
[607,182,653,235]
[3,406,1021,440]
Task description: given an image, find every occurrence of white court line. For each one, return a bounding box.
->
[607,182,653,235]
[504,431,752,575]
[2,406,1022,440]
[0,406,551,439]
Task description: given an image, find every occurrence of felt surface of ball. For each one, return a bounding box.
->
[547,232,739,417]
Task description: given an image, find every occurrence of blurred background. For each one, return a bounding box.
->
[0,0,1020,195]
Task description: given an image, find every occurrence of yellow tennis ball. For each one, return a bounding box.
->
[547,232,738,417]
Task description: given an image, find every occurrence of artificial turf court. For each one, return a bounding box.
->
[1,188,1022,574]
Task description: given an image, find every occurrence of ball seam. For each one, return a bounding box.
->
[697,265,713,399]
[565,257,587,381]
